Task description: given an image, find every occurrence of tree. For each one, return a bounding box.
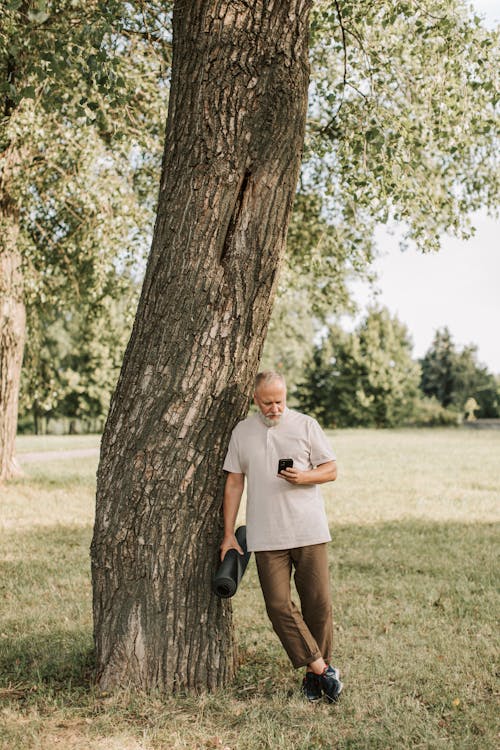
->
[420,328,500,417]
[419,328,456,408]
[0,0,169,479]
[19,276,139,432]
[91,0,498,693]
[91,0,313,692]
[295,308,420,427]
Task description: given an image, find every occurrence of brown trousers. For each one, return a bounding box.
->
[254,543,333,669]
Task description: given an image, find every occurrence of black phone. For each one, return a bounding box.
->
[278,458,294,474]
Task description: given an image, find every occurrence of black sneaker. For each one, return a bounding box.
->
[320,665,343,703]
[301,671,322,702]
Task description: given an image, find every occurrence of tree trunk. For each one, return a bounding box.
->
[0,204,25,481]
[33,401,39,435]
[91,0,312,692]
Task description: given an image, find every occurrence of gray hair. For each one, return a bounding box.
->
[254,371,286,392]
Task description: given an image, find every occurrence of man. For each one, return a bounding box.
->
[220,371,343,703]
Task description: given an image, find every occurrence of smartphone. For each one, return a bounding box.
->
[278,458,293,474]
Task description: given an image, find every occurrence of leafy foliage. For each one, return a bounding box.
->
[1,2,171,435]
[3,1,499,431]
[1,0,171,297]
[266,1,499,391]
[0,1,172,124]
[295,318,500,428]
[307,0,499,253]
[294,307,421,427]
[262,190,376,389]
[19,276,138,431]
[420,327,500,417]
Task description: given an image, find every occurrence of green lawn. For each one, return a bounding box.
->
[1,429,499,749]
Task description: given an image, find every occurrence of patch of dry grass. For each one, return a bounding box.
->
[1,458,97,530]
[324,428,500,524]
[16,434,101,455]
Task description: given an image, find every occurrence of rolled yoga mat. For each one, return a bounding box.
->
[212,525,251,598]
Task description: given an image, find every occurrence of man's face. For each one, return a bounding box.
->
[254,380,287,427]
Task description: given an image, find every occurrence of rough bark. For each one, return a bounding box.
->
[91,0,312,692]
[0,203,25,481]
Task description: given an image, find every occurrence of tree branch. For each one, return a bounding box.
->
[334,0,348,91]
[319,2,369,136]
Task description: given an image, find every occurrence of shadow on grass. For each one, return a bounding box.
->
[0,630,95,692]
[1,525,94,693]
[1,523,91,565]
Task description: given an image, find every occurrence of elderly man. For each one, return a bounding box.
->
[220,371,342,703]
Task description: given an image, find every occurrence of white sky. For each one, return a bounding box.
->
[472,0,498,24]
[349,0,499,374]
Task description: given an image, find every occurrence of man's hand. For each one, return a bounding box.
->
[278,466,307,484]
[278,460,337,486]
[220,533,244,561]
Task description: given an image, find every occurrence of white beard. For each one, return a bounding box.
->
[260,414,282,428]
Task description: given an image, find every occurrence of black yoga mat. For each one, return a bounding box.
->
[212,525,251,598]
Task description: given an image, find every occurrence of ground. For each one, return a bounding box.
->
[1,428,498,749]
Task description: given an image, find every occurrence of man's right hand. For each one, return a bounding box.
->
[220,533,244,561]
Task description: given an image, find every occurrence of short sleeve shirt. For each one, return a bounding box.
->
[223,408,335,551]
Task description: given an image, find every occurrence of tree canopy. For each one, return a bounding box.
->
[19,276,138,432]
[307,0,498,251]
[1,0,170,306]
[1,1,171,472]
[7,0,499,439]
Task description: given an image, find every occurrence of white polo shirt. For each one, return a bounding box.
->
[223,408,335,551]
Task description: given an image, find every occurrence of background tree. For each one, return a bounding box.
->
[19,276,139,433]
[295,307,421,427]
[265,0,498,392]
[419,328,456,408]
[261,190,375,390]
[0,0,170,478]
[420,328,500,418]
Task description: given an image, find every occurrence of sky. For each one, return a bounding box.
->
[348,0,499,374]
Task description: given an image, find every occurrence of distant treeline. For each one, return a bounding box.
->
[293,312,499,429]
[19,303,498,434]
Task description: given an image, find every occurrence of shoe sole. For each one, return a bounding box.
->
[302,686,323,703]
[304,694,323,703]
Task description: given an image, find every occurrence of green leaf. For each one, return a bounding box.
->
[19,85,36,99]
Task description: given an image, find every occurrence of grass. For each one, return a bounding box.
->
[1,428,499,749]
[15,433,101,454]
